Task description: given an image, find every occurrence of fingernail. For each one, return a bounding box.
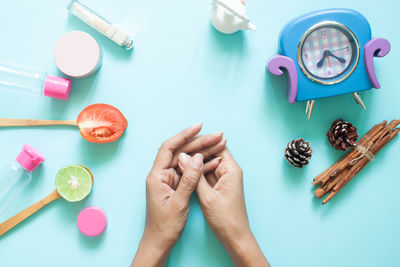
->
[215,157,222,162]
[178,162,184,171]
[179,152,191,166]
[213,131,223,137]
[189,122,202,130]
[191,153,204,170]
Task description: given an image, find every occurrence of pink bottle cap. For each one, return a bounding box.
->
[43,75,71,100]
[77,207,107,237]
[16,144,45,172]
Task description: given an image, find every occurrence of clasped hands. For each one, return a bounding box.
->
[132,123,269,267]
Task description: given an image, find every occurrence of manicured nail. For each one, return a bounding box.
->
[213,131,223,137]
[179,152,191,166]
[215,157,222,162]
[191,153,204,170]
[189,122,202,130]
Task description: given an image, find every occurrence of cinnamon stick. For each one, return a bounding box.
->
[313,119,400,204]
[314,168,350,198]
[312,121,386,186]
[332,126,400,195]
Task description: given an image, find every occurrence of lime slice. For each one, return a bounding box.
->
[55,165,93,202]
[78,164,94,183]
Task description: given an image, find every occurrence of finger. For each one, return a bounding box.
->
[177,152,191,173]
[159,168,180,190]
[175,153,204,202]
[195,138,227,160]
[215,146,235,161]
[171,132,223,167]
[178,153,221,174]
[205,173,218,187]
[204,157,222,174]
[180,132,223,153]
[152,123,202,170]
[196,175,213,199]
[170,169,181,190]
[214,147,241,180]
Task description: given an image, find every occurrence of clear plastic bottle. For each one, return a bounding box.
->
[67,0,133,50]
[0,62,72,100]
[0,145,45,220]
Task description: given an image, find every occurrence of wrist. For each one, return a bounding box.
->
[131,231,173,267]
[221,229,270,267]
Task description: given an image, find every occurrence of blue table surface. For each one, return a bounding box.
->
[0,0,399,266]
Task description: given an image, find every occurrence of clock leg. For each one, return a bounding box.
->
[352,93,366,110]
[306,100,315,119]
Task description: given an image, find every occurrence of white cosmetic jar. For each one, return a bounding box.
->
[54,31,102,79]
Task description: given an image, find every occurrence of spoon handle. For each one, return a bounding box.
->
[0,118,77,127]
[0,189,62,237]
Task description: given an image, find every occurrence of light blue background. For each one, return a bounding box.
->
[0,0,399,266]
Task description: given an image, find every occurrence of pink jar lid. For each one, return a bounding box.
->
[77,207,107,237]
[16,144,45,172]
[43,75,71,100]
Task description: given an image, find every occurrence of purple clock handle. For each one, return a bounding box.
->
[268,56,298,104]
[364,38,391,89]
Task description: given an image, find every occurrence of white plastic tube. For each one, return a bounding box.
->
[67,0,133,50]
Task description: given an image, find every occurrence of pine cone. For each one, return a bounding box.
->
[284,138,313,168]
[327,119,359,151]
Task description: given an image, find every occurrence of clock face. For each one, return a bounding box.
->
[298,22,359,84]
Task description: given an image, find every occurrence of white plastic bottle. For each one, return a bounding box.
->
[0,145,45,220]
[0,62,72,100]
[210,0,256,34]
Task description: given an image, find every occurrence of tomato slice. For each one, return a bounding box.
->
[77,104,128,143]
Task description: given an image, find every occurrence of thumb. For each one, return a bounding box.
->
[175,153,204,202]
[179,153,213,197]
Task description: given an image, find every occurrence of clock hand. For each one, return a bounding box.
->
[332,46,348,53]
[317,49,346,68]
[326,50,346,63]
[317,50,328,68]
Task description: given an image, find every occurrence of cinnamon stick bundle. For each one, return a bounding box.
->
[313,119,400,204]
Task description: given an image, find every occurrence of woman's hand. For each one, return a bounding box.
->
[179,148,270,267]
[132,123,225,267]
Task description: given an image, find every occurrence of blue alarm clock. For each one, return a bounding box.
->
[268,9,391,119]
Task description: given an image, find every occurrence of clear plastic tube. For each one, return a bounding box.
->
[0,161,32,221]
[0,63,46,96]
[67,0,133,50]
[0,61,71,100]
[0,144,44,221]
